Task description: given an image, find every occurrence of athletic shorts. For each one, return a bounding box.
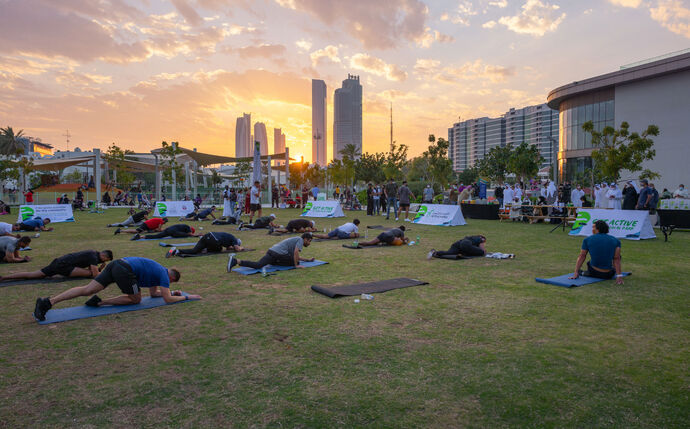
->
[41,258,76,277]
[328,228,351,239]
[0,250,5,261]
[399,203,410,209]
[250,203,261,212]
[94,260,139,295]
[377,232,395,244]
[135,224,154,233]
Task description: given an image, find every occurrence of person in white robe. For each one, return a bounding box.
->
[503,185,514,209]
[593,184,602,208]
[606,183,623,210]
[222,186,232,217]
[514,184,523,200]
[540,183,547,199]
[571,185,584,207]
[597,184,609,208]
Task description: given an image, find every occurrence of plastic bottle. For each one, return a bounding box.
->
[361,293,374,300]
[35,233,40,238]
[416,235,420,245]
[261,266,268,277]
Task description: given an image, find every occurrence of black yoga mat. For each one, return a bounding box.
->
[176,249,255,258]
[341,244,385,249]
[0,276,84,288]
[436,254,481,260]
[311,278,429,298]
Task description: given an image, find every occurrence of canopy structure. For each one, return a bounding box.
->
[149,146,294,166]
[29,155,156,173]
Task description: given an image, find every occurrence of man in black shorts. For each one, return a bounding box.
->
[132,223,202,241]
[357,226,409,246]
[184,206,216,221]
[33,257,201,321]
[118,217,168,236]
[239,214,277,231]
[427,235,486,259]
[227,233,313,271]
[0,250,113,282]
[166,232,244,257]
[270,219,316,235]
[109,209,149,229]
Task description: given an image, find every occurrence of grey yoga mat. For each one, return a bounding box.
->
[311,278,429,298]
[0,276,84,288]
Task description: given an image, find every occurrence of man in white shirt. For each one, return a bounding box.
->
[503,185,514,209]
[249,180,262,224]
[606,183,623,210]
[673,184,688,199]
[0,222,20,237]
[313,219,360,239]
[571,185,584,207]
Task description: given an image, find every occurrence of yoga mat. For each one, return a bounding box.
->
[158,242,196,247]
[535,272,631,288]
[311,278,429,298]
[366,225,411,230]
[232,259,328,275]
[436,254,480,260]
[342,244,386,249]
[0,276,83,288]
[176,249,254,258]
[37,292,197,324]
[135,236,191,241]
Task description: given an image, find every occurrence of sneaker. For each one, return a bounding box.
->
[227,253,237,272]
[237,221,244,231]
[33,297,52,321]
[84,295,102,307]
[395,217,399,221]
[404,218,410,222]
[426,249,436,260]
[131,233,141,241]
[267,226,274,235]
[114,228,121,235]
[166,247,177,258]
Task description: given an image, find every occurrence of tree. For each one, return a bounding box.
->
[507,142,543,182]
[159,141,183,184]
[339,144,360,186]
[355,152,386,184]
[384,141,408,180]
[406,156,431,183]
[477,144,512,183]
[583,121,659,182]
[289,160,309,189]
[104,144,135,189]
[327,159,347,186]
[304,163,325,187]
[422,134,453,187]
[233,159,252,186]
[0,126,26,157]
[456,165,479,185]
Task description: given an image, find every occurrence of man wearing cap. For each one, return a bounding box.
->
[133,223,202,241]
[167,232,244,257]
[239,214,278,230]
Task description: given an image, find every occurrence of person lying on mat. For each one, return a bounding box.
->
[189,206,216,221]
[108,209,149,229]
[569,220,624,285]
[166,232,244,258]
[116,217,167,236]
[132,223,202,241]
[211,207,243,225]
[227,233,313,271]
[0,250,113,282]
[238,214,278,231]
[0,236,31,263]
[426,235,486,259]
[271,219,317,234]
[0,221,21,238]
[312,219,360,239]
[18,217,53,232]
[357,226,409,246]
[180,208,199,221]
[33,257,201,321]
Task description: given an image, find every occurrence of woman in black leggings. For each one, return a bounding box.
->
[428,235,486,259]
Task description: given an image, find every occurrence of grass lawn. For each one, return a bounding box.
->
[0,208,688,428]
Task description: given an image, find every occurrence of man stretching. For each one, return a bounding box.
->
[0,250,113,282]
[271,219,317,235]
[133,224,201,241]
[357,226,408,247]
[569,220,624,284]
[227,233,314,271]
[189,206,216,221]
[239,214,278,231]
[33,257,201,321]
[427,236,486,260]
[167,232,243,257]
[0,236,31,263]
[312,219,360,239]
[18,217,53,232]
[0,221,20,237]
[117,217,167,235]
[108,209,149,228]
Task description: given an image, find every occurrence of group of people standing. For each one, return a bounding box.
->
[364,179,416,222]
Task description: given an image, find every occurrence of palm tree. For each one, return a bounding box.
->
[339,144,360,186]
[0,126,27,157]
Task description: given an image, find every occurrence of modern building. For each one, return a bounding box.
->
[333,74,362,160]
[547,49,690,188]
[18,136,53,158]
[274,128,286,165]
[312,79,327,166]
[235,113,251,158]
[448,103,557,172]
[254,122,268,155]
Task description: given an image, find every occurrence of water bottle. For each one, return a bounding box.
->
[361,293,374,300]
[353,298,360,303]
[261,266,268,277]
[416,235,420,245]
[35,233,40,238]
[353,239,359,247]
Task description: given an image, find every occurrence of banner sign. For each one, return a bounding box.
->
[412,204,467,226]
[18,204,74,223]
[658,198,690,210]
[479,179,488,199]
[569,209,656,240]
[153,201,195,217]
[300,201,345,218]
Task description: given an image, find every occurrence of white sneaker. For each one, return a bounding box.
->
[426,249,436,260]
[395,217,399,221]
[404,218,410,222]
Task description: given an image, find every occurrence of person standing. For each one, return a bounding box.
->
[398,181,415,221]
[636,180,653,210]
[606,183,623,210]
[272,185,279,208]
[384,178,399,221]
[24,189,34,205]
[249,181,262,223]
[621,182,637,210]
[366,183,374,216]
[373,184,381,215]
[503,185,514,209]
[311,184,319,201]
[494,184,504,207]
[222,186,232,218]
[423,185,434,204]
[571,184,584,208]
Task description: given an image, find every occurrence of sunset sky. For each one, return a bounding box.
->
[1,0,689,162]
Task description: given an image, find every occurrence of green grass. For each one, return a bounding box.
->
[0,208,688,428]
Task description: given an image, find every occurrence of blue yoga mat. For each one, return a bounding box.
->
[158,242,195,247]
[37,292,197,324]
[536,272,631,288]
[232,260,328,275]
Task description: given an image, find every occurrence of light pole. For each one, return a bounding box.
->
[547,136,558,184]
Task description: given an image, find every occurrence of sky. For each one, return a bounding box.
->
[1,0,689,162]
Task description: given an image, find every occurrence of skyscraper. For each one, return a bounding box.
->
[312,79,327,166]
[274,128,286,165]
[254,122,268,155]
[235,113,251,158]
[333,74,362,160]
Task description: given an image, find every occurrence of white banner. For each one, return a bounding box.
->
[658,198,690,210]
[18,204,74,223]
[569,209,656,240]
[153,201,195,217]
[412,204,466,226]
[300,200,345,218]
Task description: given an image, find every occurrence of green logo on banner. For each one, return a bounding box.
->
[21,206,35,221]
[572,211,591,230]
[156,202,168,216]
[414,205,428,221]
[301,202,313,215]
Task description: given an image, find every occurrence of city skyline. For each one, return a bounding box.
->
[333,74,363,160]
[311,79,327,166]
[1,0,689,162]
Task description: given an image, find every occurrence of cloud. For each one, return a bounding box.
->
[432,59,516,84]
[274,0,429,49]
[349,54,407,82]
[171,0,204,26]
[489,0,509,8]
[413,59,441,75]
[310,45,341,66]
[415,28,455,48]
[444,0,478,26]
[497,0,566,36]
[650,0,690,38]
[608,0,643,7]
[295,39,312,51]
[483,20,497,28]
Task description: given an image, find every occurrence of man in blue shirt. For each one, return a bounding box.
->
[570,220,624,285]
[636,179,653,210]
[33,257,201,321]
[18,217,53,232]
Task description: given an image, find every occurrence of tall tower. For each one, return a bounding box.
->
[274,128,286,165]
[333,74,362,160]
[254,122,268,155]
[312,79,327,166]
[235,113,251,157]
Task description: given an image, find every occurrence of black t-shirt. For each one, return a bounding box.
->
[254,216,271,227]
[166,224,191,234]
[132,211,148,222]
[495,187,503,198]
[286,219,312,231]
[198,208,213,217]
[380,228,404,242]
[463,236,484,246]
[210,232,238,247]
[57,250,100,268]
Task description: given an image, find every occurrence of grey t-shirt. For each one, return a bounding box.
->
[0,236,18,254]
[269,237,303,256]
[398,185,412,204]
